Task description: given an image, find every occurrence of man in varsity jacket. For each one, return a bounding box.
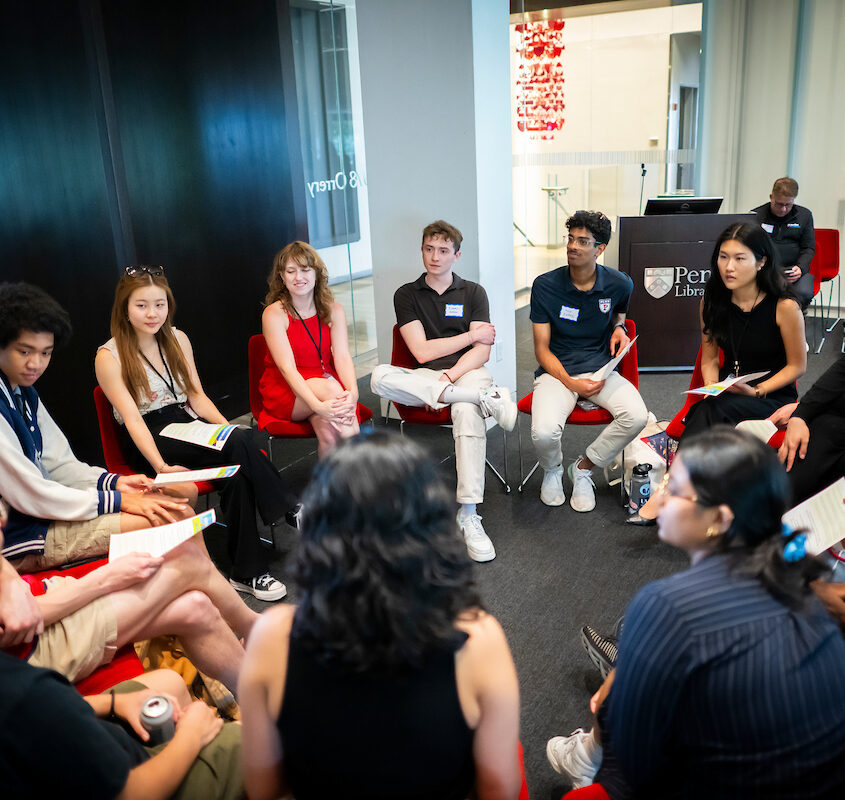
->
[0,282,190,572]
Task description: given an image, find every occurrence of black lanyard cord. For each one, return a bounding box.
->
[139,340,179,400]
[727,289,761,377]
[291,308,327,373]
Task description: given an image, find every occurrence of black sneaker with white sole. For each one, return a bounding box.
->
[229,573,287,602]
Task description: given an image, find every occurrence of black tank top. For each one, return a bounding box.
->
[718,293,797,401]
[277,633,475,799]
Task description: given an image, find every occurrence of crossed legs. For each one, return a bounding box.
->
[292,377,359,457]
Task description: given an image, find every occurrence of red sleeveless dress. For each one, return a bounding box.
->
[259,313,340,426]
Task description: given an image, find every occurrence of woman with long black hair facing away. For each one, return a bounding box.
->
[239,432,522,800]
[548,427,845,798]
[629,221,805,525]
[95,266,292,602]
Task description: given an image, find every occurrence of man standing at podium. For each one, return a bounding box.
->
[529,210,648,512]
[753,177,815,309]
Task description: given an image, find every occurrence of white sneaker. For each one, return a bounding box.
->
[457,512,496,562]
[229,573,287,602]
[540,465,565,506]
[546,728,602,787]
[568,458,596,512]
[478,386,517,432]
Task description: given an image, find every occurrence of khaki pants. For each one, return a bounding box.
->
[11,514,120,573]
[531,371,648,470]
[371,365,493,504]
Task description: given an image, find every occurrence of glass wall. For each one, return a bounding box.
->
[510,1,702,308]
[288,0,376,375]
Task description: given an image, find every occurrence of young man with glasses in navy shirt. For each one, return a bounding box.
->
[370,220,517,563]
[529,211,647,512]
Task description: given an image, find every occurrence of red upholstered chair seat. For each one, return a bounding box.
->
[561,784,611,800]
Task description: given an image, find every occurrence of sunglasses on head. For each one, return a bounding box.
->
[124,265,165,277]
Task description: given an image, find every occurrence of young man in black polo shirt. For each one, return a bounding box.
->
[530,210,647,512]
[370,220,517,562]
[752,176,815,309]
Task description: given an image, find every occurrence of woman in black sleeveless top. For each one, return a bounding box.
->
[238,432,522,800]
[630,223,806,525]
[682,221,806,437]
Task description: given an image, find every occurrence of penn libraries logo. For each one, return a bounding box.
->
[644,266,711,299]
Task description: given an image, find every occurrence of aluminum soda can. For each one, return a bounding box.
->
[140,695,175,746]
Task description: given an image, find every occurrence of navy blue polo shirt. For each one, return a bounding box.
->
[530,264,632,377]
[394,273,490,370]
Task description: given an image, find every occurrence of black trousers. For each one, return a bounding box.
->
[787,412,845,505]
[120,406,293,579]
[680,390,791,446]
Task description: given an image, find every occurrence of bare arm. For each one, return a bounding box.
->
[117,702,224,800]
[239,604,295,800]
[399,319,495,366]
[699,299,721,386]
[757,299,806,394]
[608,312,630,356]
[0,555,44,646]
[175,331,228,425]
[457,613,522,800]
[95,348,173,473]
[445,321,492,381]
[34,553,163,627]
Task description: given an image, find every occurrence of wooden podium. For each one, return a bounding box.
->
[618,213,755,370]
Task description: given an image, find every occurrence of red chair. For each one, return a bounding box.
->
[664,345,712,440]
[808,228,841,354]
[248,333,373,463]
[93,386,215,503]
[561,785,610,800]
[21,558,144,696]
[386,325,510,492]
[516,318,639,498]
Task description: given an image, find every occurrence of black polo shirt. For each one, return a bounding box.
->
[394,273,490,370]
[530,264,632,377]
[752,203,815,273]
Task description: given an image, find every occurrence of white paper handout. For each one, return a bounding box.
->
[108,509,217,562]
[783,478,845,556]
[153,465,241,485]
[685,371,769,397]
[588,336,638,382]
[734,418,779,444]
[159,420,242,451]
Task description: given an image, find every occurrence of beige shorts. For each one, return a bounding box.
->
[28,575,118,683]
[11,513,121,573]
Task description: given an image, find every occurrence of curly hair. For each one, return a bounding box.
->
[291,431,483,672]
[566,210,612,245]
[109,271,197,405]
[680,427,827,608]
[0,282,72,349]
[264,241,334,323]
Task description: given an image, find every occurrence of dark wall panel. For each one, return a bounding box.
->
[1,0,307,461]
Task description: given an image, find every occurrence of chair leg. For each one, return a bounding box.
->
[516,413,540,493]
[485,457,511,494]
[825,275,842,332]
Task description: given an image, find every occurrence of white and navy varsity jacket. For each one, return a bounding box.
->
[0,376,121,560]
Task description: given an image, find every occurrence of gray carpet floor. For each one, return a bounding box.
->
[205,308,841,800]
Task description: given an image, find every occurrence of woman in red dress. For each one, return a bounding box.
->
[260,242,360,457]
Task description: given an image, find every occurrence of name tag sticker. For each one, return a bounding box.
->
[761,223,774,233]
[444,303,464,317]
[787,222,800,228]
[559,305,580,322]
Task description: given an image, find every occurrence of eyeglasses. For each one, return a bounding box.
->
[657,471,700,504]
[124,265,165,277]
[567,235,596,248]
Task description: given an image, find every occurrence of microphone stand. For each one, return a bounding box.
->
[639,163,647,215]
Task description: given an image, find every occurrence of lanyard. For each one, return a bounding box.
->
[139,340,179,400]
[727,290,761,377]
[291,308,327,373]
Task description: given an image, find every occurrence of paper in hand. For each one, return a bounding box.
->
[589,336,638,382]
[685,371,769,397]
[108,509,216,562]
[783,478,845,556]
[160,421,241,451]
[153,465,240,485]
